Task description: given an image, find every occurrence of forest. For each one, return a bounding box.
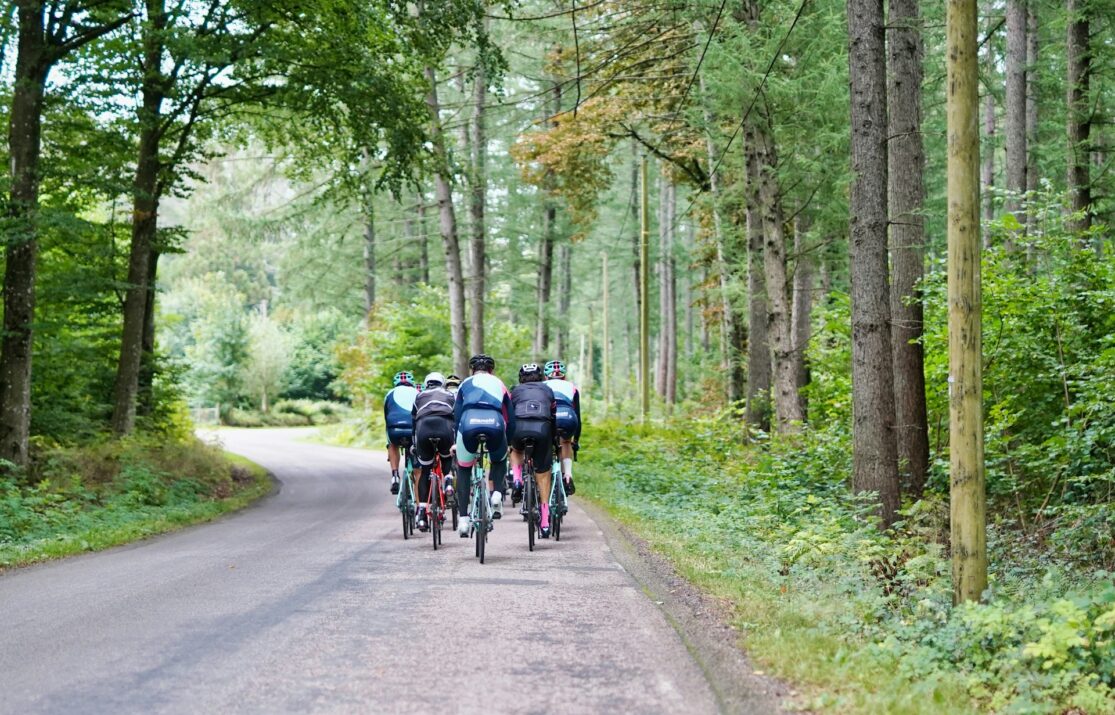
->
[2,0,1114,712]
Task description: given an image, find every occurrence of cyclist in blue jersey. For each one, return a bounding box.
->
[454,354,514,536]
[384,370,419,494]
[544,360,580,495]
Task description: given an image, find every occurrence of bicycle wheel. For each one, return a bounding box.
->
[431,480,441,550]
[526,474,536,552]
[552,481,565,541]
[403,470,417,537]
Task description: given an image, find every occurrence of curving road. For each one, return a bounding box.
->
[0,428,762,714]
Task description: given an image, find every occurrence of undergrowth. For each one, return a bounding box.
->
[579,415,1115,714]
[0,437,271,568]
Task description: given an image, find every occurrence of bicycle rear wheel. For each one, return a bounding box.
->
[431,481,441,550]
[400,476,411,540]
[526,475,536,552]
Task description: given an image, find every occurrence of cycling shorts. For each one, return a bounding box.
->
[554,407,579,440]
[510,419,554,473]
[455,408,507,466]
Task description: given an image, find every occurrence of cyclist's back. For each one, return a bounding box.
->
[454,355,514,534]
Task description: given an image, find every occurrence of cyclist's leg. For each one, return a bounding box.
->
[455,428,477,520]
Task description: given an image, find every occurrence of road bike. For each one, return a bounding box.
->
[467,435,493,563]
[427,438,446,550]
[396,439,417,539]
[549,442,569,541]
[519,439,540,552]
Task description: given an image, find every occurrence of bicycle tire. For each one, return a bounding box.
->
[400,475,410,540]
[526,475,536,552]
[431,481,440,551]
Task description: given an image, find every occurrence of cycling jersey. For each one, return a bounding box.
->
[544,378,581,441]
[383,384,418,445]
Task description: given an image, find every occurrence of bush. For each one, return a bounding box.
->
[1,435,268,566]
[579,415,1115,713]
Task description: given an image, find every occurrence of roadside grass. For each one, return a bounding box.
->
[0,438,272,570]
[578,417,1114,714]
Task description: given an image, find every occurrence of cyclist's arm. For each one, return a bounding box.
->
[502,388,515,436]
[572,389,582,442]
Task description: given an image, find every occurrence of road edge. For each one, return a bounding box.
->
[579,499,792,715]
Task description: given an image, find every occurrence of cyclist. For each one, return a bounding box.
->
[411,372,456,532]
[445,374,461,395]
[543,359,580,495]
[454,354,513,536]
[384,370,419,494]
[509,364,558,538]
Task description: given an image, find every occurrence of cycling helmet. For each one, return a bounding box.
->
[445,374,461,389]
[469,354,495,372]
[519,363,543,382]
[543,360,566,379]
[393,370,415,387]
[424,372,445,389]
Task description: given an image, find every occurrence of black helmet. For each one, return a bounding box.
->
[519,363,543,382]
[445,374,461,388]
[469,354,495,372]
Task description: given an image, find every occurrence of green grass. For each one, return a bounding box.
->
[577,417,1114,714]
[0,440,272,570]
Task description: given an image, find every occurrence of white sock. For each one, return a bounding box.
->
[562,458,573,479]
[491,491,502,503]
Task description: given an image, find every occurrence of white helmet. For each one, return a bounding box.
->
[424,372,446,388]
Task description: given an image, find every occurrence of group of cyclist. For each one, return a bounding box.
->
[382,354,581,540]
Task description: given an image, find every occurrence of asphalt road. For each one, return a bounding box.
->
[0,428,735,714]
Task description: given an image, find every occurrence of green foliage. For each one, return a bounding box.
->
[920,204,1115,569]
[0,438,269,568]
[579,415,1115,712]
[335,284,454,408]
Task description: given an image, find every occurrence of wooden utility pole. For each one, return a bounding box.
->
[639,155,650,419]
[602,254,611,405]
[947,0,987,604]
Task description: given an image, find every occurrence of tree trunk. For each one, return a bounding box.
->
[1025,4,1039,198]
[556,243,572,357]
[1004,0,1027,218]
[630,140,641,362]
[750,116,803,433]
[888,0,931,496]
[699,70,740,402]
[981,5,997,226]
[790,217,814,410]
[534,208,555,356]
[946,0,987,604]
[468,50,487,355]
[656,173,668,398]
[534,79,561,357]
[112,0,167,436]
[1066,0,1091,234]
[848,0,900,526]
[363,196,376,323]
[0,7,50,465]
[425,66,468,375]
[664,181,677,407]
[744,160,771,431]
[981,91,996,224]
[137,248,160,418]
[418,191,430,284]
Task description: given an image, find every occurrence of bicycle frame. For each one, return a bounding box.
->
[548,452,568,541]
[396,441,418,539]
[469,437,491,563]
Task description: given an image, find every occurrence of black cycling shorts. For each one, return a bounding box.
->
[510,419,554,473]
[415,416,454,466]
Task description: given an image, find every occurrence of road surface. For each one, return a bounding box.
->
[0,428,768,714]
